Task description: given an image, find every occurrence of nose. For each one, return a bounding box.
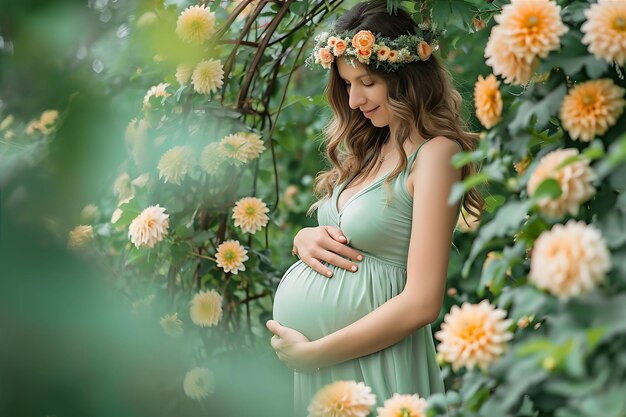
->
[347,86,366,110]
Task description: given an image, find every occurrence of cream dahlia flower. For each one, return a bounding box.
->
[560,79,626,142]
[494,0,568,61]
[39,110,59,134]
[131,173,150,188]
[219,133,248,163]
[582,0,626,66]
[80,204,100,224]
[530,220,611,299]
[160,313,184,338]
[200,142,225,175]
[111,197,133,226]
[232,197,270,234]
[527,148,596,218]
[143,83,170,108]
[435,300,514,371]
[307,380,376,417]
[125,118,149,144]
[128,204,169,248]
[376,393,428,417]
[240,132,266,160]
[191,59,224,95]
[69,225,94,248]
[175,64,193,86]
[176,4,216,44]
[136,11,157,28]
[474,74,503,129]
[189,290,223,327]
[485,26,535,85]
[113,172,133,201]
[215,240,248,274]
[183,367,215,400]
[157,146,195,185]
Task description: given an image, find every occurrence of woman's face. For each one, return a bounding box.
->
[336,57,391,128]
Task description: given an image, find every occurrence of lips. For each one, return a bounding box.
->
[362,106,379,116]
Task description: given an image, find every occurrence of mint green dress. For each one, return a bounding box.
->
[273,140,460,415]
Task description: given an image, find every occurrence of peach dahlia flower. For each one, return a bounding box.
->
[240,132,265,160]
[485,0,567,85]
[530,220,611,300]
[485,26,535,85]
[495,0,568,61]
[183,367,215,400]
[219,133,248,163]
[527,148,596,219]
[200,142,225,175]
[435,300,513,371]
[128,204,169,248]
[69,225,94,248]
[232,196,269,234]
[157,146,195,185]
[307,380,376,417]
[191,59,224,95]
[474,74,503,129]
[189,289,223,327]
[376,393,428,417]
[176,5,215,44]
[582,0,626,66]
[560,79,626,142]
[215,240,248,274]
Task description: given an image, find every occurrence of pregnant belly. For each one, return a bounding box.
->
[272,258,406,341]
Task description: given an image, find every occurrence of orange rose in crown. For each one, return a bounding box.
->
[417,41,432,60]
[333,39,347,55]
[352,30,376,52]
[317,48,334,69]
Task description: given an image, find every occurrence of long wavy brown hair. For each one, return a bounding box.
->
[308,0,483,222]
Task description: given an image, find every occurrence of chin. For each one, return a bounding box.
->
[370,119,389,128]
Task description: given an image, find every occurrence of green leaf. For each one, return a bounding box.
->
[431,1,452,28]
[530,178,562,200]
[448,172,489,204]
[484,195,506,213]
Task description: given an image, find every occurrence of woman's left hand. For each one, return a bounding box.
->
[266,320,319,373]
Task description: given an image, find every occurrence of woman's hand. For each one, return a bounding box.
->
[266,320,320,372]
[292,226,363,278]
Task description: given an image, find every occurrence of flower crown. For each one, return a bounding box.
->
[305,25,442,73]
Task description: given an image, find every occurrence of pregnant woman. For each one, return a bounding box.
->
[267,0,483,413]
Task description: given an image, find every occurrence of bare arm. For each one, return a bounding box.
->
[309,137,462,368]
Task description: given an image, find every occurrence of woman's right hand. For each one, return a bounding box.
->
[292,226,363,278]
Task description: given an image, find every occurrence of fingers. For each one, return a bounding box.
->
[324,252,359,273]
[327,238,363,262]
[325,226,348,243]
[266,320,283,337]
[304,257,335,278]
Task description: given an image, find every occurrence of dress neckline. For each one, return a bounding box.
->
[334,141,428,215]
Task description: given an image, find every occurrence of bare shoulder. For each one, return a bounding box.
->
[407,136,462,197]
[418,136,462,159]
[412,136,463,175]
